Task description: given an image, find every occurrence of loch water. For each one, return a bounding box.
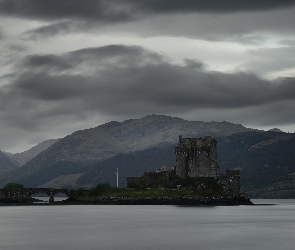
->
[0,199,294,250]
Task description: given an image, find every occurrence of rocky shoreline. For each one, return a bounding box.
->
[0,194,253,206]
[2,195,252,206]
[75,195,253,206]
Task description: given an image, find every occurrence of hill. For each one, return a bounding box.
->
[0,115,252,188]
[217,131,295,198]
[0,151,18,172]
[3,139,60,167]
[1,115,294,198]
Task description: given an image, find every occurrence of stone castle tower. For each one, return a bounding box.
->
[175,135,220,178]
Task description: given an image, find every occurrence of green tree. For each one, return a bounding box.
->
[77,187,86,197]
[89,183,111,196]
[127,177,148,189]
[3,182,25,189]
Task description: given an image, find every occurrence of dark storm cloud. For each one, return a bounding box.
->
[70,45,163,64]
[0,0,132,22]
[6,0,293,42]
[129,9,295,42]
[23,45,163,73]
[0,0,294,23]
[1,45,295,123]
[126,0,295,13]
[1,44,295,151]
[23,22,74,38]
[24,55,73,70]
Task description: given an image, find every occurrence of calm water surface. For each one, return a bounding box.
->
[0,199,294,250]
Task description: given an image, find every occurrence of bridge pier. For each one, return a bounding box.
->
[49,191,55,203]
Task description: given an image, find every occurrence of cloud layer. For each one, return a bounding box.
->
[0,1,295,152]
[1,0,294,21]
[1,45,295,151]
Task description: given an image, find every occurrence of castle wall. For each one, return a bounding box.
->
[221,170,240,194]
[175,136,220,178]
[127,167,176,188]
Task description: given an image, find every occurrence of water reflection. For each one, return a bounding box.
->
[0,201,295,250]
[32,196,68,203]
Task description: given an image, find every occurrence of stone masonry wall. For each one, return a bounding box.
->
[175,135,220,178]
[221,170,241,194]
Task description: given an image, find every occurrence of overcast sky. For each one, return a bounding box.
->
[0,0,295,153]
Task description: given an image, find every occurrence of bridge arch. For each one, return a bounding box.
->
[0,188,77,203]
[29,188,76,203]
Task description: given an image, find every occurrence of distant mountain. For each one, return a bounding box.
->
[1,151,20,167]
[0,151,18,173]
[1,114,294,198]
[8,139,60,166]
[0,115,252,188]
[268,128,283,132]
[23,115,252,165]
[217,131,295,198]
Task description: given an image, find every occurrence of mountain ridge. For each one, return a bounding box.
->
[5,139,60,167]
[1,114,294,198]
[0,151,17,172]
[20,115,254,168]
[0,115,253,187]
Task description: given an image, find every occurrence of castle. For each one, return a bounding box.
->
[127,135,240,194]
[175,135,220,178]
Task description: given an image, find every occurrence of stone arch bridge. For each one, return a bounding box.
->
[0,188,77,203]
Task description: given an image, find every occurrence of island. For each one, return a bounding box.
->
[0,136,253,206]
